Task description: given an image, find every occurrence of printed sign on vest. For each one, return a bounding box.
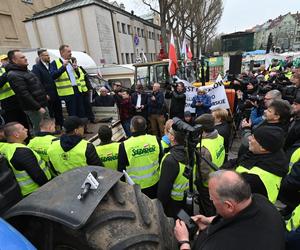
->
[174,76,230,113]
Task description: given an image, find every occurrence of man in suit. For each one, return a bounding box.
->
[32,49,63,129]
[131,83,148,119]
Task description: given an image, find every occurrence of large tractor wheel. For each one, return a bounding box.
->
[9,182,177,250]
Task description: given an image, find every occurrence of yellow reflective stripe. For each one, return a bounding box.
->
[130,168,159,180]
[173,183,189,190]
[56,85,73,89]
[126,160,159,173]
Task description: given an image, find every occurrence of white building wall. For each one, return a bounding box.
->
[36,16,61,49]
[95,7,118,64]
[24,22,40,48]
[81,6,103,64]
[57,10,85,51]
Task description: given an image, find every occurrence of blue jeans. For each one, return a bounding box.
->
[122,118,131,137]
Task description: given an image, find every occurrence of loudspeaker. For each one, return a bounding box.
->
[229,55,242,75]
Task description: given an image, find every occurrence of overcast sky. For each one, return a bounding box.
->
[116,0,300,34]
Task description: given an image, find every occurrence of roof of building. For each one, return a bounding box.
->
[221,31,254,39]
[24,0,160,29]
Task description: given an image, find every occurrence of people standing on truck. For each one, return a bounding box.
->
[32,49,64,130]
[70,56,98,124]
[112,81,123,106]
[131,83,148,119]
[0,54,28,129]
[148,83,165,138]
[157,126,189,218]
[0,122,51,196]
[50,45,85,118]
[191,89,212,117]
[47,116,102,174]
[96,125,119,171]
[165,82,186,119]
[118,115,163,199]
[6,50,49,135]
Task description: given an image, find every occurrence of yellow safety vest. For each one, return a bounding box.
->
[285,71,293,80]
[0,143,51,196]
[47,139,88,174]
[236,166,282,204]
[0,67,15,100]
[78,67,88,92]
[161,139,170,150]
[28,135,56,163]
[268,65,281,71]
[286,204,300,231]
[54,59,82,96]
[160,152,189,201]
[288,147,300,174]
[124,134,160,189]
[198,135,225,168]
[96,142,119,170]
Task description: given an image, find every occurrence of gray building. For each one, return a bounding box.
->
[24,0,161,64]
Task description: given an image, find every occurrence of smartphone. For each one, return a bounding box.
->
[177,209,197,232]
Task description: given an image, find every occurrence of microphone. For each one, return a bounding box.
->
[77,171,99,200]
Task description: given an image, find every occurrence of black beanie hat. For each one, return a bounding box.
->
[253,126,284,152]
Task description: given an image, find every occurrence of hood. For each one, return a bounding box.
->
[5,63,28,72]
[59,134,82,152]
[238,150,288,177]
[169,145,188,165]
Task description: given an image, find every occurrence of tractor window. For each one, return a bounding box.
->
[156,65,169,88]
[136,66,149,89]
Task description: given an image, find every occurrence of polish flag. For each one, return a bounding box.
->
[187,45,193,60]
[168,32,178,76]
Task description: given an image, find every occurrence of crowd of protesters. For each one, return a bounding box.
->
[0,46,300,250]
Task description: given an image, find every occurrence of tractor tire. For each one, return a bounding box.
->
[10,182,177,250]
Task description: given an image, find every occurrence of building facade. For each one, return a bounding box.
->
[24,0,162,64]
[0,0,63,53]
[252,12,300,51]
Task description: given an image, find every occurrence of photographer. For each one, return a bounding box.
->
[165,82,186,119]
[157,126,188,218]
[174,170,285,250]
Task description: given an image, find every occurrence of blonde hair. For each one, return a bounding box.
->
[212,108,229,123]
[164,119,174,134]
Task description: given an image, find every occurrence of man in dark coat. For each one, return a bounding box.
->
[6,50,49,135]
[165,82,186,119]
[174,170,285,250]
[32,49,63,129]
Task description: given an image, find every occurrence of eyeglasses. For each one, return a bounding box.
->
[114,84,121,87]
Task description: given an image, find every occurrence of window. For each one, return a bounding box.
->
[0,14,18,39]
[131,53,134,63]
[134,26,136,33]
[148,31,151,39]
[296,37,300,42]
[157,34,160,41]
[127,25,132,35]
[141,29,144,38]
[297,31,300,36]
[126,53,130,64]
[122,23,126,34]
[137,28,141,37]
[152,32,154,40]
[121,53,125,64]
[117,22,121,33]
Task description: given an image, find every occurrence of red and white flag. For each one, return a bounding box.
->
[168,32,178,76]
[187,45,193,60]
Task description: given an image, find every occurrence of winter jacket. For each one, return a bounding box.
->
[148,91,165,115]
[157,144,188,218]
[191,94,211,116]
[6,63,48,111]
[166,90,186,119]
[193,194,285,250]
